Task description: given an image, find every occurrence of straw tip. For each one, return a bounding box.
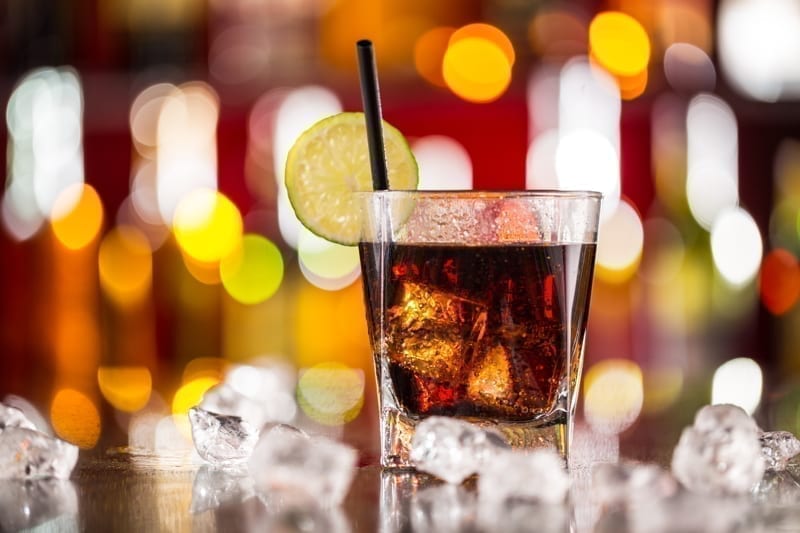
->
[357,39,373,48]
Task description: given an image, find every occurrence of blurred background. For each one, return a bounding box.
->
[0,0,799,462]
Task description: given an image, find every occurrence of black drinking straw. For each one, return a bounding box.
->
[356,40,390,191]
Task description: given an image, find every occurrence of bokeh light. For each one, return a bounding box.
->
[760,249,800,315]
[51,183,104,250]
[298,229,361,291]
[686,94,739,230]
[296,362,365,426]
[711,207,763,287]
[129,83,175,154]
[414,27,455,88]
[97,366,153,413]
[526,130,559,190]
[528,7,587,59]
[173,189,243,264]
[51,388,101,449]
[450,23,515,66]
[596,199,644,283]
[583,359,644,435]
[711,357,763,415]
[664,43,716,93]
[556,129,620,217]
[156,83,219,224]
[98,225,153,308]
[412,135,473,190]
[718,0,800,102]
[443,30,512,103]
[220,234,284,305]
[589,12,650,77]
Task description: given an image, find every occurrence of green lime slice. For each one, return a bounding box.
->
[285,112,419,245]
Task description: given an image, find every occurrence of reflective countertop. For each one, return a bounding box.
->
[5,437,800,533]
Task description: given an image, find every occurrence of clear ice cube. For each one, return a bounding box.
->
[387,281,487,385]
[409,416,506,484]
[477,449,569,506]
[0,403,37,432]
[191,464,255,513]
[760,430,800,471]
[3,395,52,435]
[248,424,357,505]
[671,404,765,495]
[0,479,77,532]
[188,407,259,466]
[0,428,78,480]
[592,462,678,508]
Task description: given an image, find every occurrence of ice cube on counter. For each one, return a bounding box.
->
[760,430,800,471]
[478,449,569,506]
[248,424,357,505]
[0,427,78,480]
[671,404,765,495]
[409,416,506,484]
[189,407,259,466]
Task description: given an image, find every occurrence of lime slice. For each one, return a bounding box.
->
[285,112,419,245]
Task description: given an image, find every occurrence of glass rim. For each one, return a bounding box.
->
[352,189,603,199]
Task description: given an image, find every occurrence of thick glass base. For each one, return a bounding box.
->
[380,406,570,469]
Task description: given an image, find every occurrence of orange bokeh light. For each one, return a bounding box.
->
[51,184,104,250]
[414,26,455,87]
[760,248,800,315]
[51,388,101,449]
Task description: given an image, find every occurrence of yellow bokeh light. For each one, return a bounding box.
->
[51,388,101,449]
[443,37,512,103]
[298,229,360,291]
[97,366,153,412]
[450,23,515,66]
[296,362,365,426]
[589,11,651,77]
[583,359,643,435]
[51,184,104,250]
[173,189,243,263]
[98,225,153,308]
[220,234,284,305]
[596,200,644,283]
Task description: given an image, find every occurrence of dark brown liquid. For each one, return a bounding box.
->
[360,242,596,422]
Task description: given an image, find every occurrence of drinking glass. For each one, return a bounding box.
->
[357,190,601,467]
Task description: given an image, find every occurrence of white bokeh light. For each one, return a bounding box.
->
[526,129,559,190]
[412,135,472,190]
[596,199,644,272]
[686,94,739,229]
[555,129,620,216]
[718,0,800,102]
[711,357,763,415]
[710,207,763,287]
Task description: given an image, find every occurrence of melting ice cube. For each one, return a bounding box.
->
[188,407,259,466]
[248,424,357,505]
[409,416,506,484]
[671,404,765,495]
[0,428,78,480]
[225,362,298,424]
[760,430,800,471]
